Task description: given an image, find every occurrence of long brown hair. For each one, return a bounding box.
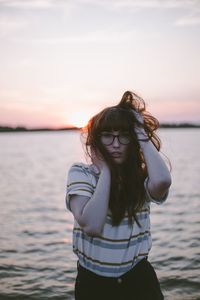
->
[82,91,161,226]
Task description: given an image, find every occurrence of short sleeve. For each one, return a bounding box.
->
[144,177,169,205]
[65,163,95,211]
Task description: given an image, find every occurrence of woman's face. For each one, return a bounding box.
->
[100,130,130,165]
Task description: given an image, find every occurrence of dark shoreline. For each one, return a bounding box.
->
[0,126,80,132]
[0,123,200,132]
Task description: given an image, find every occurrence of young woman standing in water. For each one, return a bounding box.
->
[66,91,171,300]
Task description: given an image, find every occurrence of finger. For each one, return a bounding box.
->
[132,110,144,124]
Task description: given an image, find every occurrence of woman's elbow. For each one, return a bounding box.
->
[161,174,172,189]
[83,225,102,237]
[156,176,172,195]
[151,174,172,189]
[150,175,171,197]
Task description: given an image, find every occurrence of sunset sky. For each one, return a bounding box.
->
[0,0,200,128]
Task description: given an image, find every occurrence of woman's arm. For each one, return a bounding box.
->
[70,162,111,236]
[134,112,172,199]
[139,137,171,199]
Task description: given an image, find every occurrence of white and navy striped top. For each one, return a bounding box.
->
[66,163,168,277]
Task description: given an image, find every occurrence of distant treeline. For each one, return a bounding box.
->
[159,123,200,128]
[0,123,200,132]
[0,126,80,132]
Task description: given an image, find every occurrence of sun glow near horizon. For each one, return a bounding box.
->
[67,111,93,128]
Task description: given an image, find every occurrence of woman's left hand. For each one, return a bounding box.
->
[132,109,144,125]
[132,110,148,141]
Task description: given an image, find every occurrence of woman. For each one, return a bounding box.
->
[66,91,171,300]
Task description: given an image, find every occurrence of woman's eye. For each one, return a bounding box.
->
[102,133,112,138]
[124,134,130,138]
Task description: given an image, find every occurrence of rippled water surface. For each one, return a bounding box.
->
[0,129,199,300]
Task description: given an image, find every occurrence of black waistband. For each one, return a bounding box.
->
[77,257,148,281]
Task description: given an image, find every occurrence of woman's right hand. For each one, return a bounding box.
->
[91,149,108,173]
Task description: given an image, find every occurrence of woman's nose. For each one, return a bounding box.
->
[112,136,120,147]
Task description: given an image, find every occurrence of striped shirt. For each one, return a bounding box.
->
[66,162,168,277]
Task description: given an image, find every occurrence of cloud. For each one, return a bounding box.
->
[0,0,75,11]
[12,30,137,44]
[1,0,200,31]
[76,0,200,9]
[85,0,200,28]
[175,11,200,26]
[0,0,54,9]
[0,15,27,37]
[0,0,199,10]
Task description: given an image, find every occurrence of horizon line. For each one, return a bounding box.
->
[0,122,200,132]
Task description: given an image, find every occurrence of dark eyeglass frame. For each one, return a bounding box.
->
[99,132,131,146]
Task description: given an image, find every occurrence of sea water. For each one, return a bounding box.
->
[0,129,199,300]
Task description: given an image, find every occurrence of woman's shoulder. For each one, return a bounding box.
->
[69,162,100,177]
[70,162,89,171]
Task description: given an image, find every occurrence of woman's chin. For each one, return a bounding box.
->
[112,157,125,165]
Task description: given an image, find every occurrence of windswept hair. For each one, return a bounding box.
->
[81,91,161,226]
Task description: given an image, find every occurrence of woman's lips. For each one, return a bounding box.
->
[111,152,122,158]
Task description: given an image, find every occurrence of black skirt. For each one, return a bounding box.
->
[75,258,164,300]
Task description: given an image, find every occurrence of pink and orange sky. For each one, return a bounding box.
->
[0,0,200,128]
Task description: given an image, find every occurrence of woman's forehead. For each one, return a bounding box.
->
[101,130,129,134]
[96,109,133,133]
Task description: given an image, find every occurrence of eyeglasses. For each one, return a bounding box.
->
[100,132,131,146]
